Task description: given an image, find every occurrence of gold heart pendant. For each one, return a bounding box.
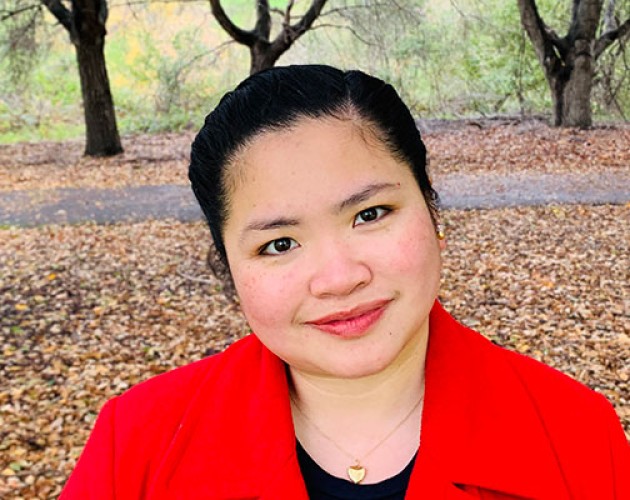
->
[347,465,366,484]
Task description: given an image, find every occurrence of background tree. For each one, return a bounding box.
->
[2,0,123,155]
[43,0,122,155]
[209,0,329,74]
[517,0,630,128]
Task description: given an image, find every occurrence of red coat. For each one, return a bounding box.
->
[61,302,630,499]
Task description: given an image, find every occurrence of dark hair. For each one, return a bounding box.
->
[189,64,439,275]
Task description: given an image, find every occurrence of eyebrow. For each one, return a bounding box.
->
[244,216,301,233]
[241,182,399,238]
[336,182,399,213]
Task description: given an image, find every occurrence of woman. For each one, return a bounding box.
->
[61,65,629,499]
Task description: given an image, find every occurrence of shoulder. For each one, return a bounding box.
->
[465,322,613,418]
[441,309,605,410]
[428,303,630,497]
[432,304,622,442]
[489,335,614,422]
[489,336,629,492]
[457,319,627,463]
[100,334,266,446]
[112,334,263,415]
[62,335,270,495]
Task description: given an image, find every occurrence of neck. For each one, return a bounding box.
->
[289,324,428,429]
[288,327,428,483]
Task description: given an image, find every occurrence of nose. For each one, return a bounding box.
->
[308,240,372,298]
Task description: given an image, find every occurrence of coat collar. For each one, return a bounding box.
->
[151,301,570,499]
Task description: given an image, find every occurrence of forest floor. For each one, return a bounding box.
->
[0,119,629,498]
[1,117,628,190]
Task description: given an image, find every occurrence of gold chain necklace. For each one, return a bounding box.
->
[290,395,423,484]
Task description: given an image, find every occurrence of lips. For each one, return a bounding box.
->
[306,299,391,337]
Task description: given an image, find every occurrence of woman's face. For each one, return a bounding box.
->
[222,118,444,379]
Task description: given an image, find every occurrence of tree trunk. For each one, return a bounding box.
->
[561,40,594,127]
[249,42,281,74]
[40,0,122,156]
[548,39,594,128]
[516,0,618,129]
[75,39,122,156]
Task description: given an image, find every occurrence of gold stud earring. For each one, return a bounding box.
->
[436,224,446,240]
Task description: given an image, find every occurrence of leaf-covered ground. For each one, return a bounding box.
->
[0,121,628,190]
[1,206,628,497]
[0,122,628,497]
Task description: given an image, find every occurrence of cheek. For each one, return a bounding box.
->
[234,266,301,330]
[382,215,441,279]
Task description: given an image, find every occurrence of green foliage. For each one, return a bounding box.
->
[0,2,46,91]
[105,5,248,135]
[127,29,220,131]
[593,0,630,120]
[0,25,83,143]
[291,0,559,117]
[456,1,550,115]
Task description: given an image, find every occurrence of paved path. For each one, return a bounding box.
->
[1,171,628,227]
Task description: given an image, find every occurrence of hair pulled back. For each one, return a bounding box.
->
[189,64,439,273]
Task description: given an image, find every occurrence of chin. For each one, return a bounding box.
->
[317,352,398,379]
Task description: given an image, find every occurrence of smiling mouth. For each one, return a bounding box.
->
[306,299,391,338]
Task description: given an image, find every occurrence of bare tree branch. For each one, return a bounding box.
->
[517,0,562,75]
[595,17,630,59]
[310,21,373,46]
[448,0,521,35]
[1,3,40,22]
[40,0,72,32]
[270,0,327,50]
[602,0,617,33]
[254,0,271,39]
[283,0,294,29]
[208,0,256,46]
[290,0,327,36]
[544,24,568,53]
[318,3,388,19]
[178,39,235,73]
[568,0,603,42]
[209,0,328,73]
[110,0,205,7]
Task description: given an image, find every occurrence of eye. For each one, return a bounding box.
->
[259,237,299,256]
[354,206,391,226]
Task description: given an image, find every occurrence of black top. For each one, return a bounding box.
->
[296,441,416,500]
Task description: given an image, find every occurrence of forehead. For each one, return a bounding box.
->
[221,118,420,228]
[225,117,401,194]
